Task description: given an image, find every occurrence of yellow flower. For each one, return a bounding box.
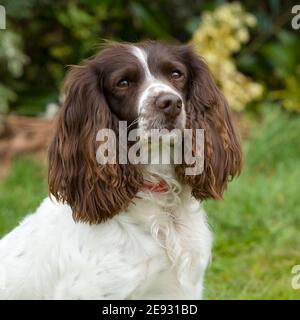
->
[191,2,262,111]
[236,28,249,43]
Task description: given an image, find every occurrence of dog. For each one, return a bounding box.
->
[0,41,242,299]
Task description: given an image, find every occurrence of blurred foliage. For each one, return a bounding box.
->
[0,30,27,114]
[0,0,299,115]
[192,2,263,111]
[261,31,300,112]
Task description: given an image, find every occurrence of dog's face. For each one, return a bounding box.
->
[48,41,242,224]
[101,43,187,131]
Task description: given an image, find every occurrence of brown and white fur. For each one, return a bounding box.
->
[0,41,242,299]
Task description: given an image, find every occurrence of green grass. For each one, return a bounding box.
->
[0,157,47,236]
[0,108,299,299]
[204,108,300,299]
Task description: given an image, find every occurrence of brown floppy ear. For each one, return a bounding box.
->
[176,45,242,200]
[48,58,143,224]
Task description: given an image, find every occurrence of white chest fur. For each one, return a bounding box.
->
[0,190,212,299]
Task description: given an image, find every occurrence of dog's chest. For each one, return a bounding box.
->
[124,199,212,299]
[48,197,212,299]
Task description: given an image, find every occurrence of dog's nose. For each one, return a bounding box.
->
[155,94,182,117]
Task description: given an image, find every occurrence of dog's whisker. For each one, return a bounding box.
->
[127,117,140,129]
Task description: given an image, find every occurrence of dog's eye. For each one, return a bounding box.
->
[117,79,130,88]
[171,70,182,79]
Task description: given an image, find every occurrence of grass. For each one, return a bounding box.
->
[204,108,300,299]
[0,157,47,236]
[0,107,299,299]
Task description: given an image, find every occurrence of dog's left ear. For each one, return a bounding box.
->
[176,45,243,200]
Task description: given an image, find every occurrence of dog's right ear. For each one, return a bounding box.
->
[175,45,243,200]
[48,58,143,224]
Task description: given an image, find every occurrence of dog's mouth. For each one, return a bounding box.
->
[138,111,186,132]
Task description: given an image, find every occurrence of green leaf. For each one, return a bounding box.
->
[130,2,170,39]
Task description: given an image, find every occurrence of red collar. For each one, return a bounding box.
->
[143,180,169,193]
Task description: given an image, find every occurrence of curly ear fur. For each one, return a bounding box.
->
[176,46,243,200]
[48,58,143,224]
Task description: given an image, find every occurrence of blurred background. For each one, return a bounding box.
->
[0,0,299,299]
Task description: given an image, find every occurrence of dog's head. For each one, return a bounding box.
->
[48,41,242,223]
